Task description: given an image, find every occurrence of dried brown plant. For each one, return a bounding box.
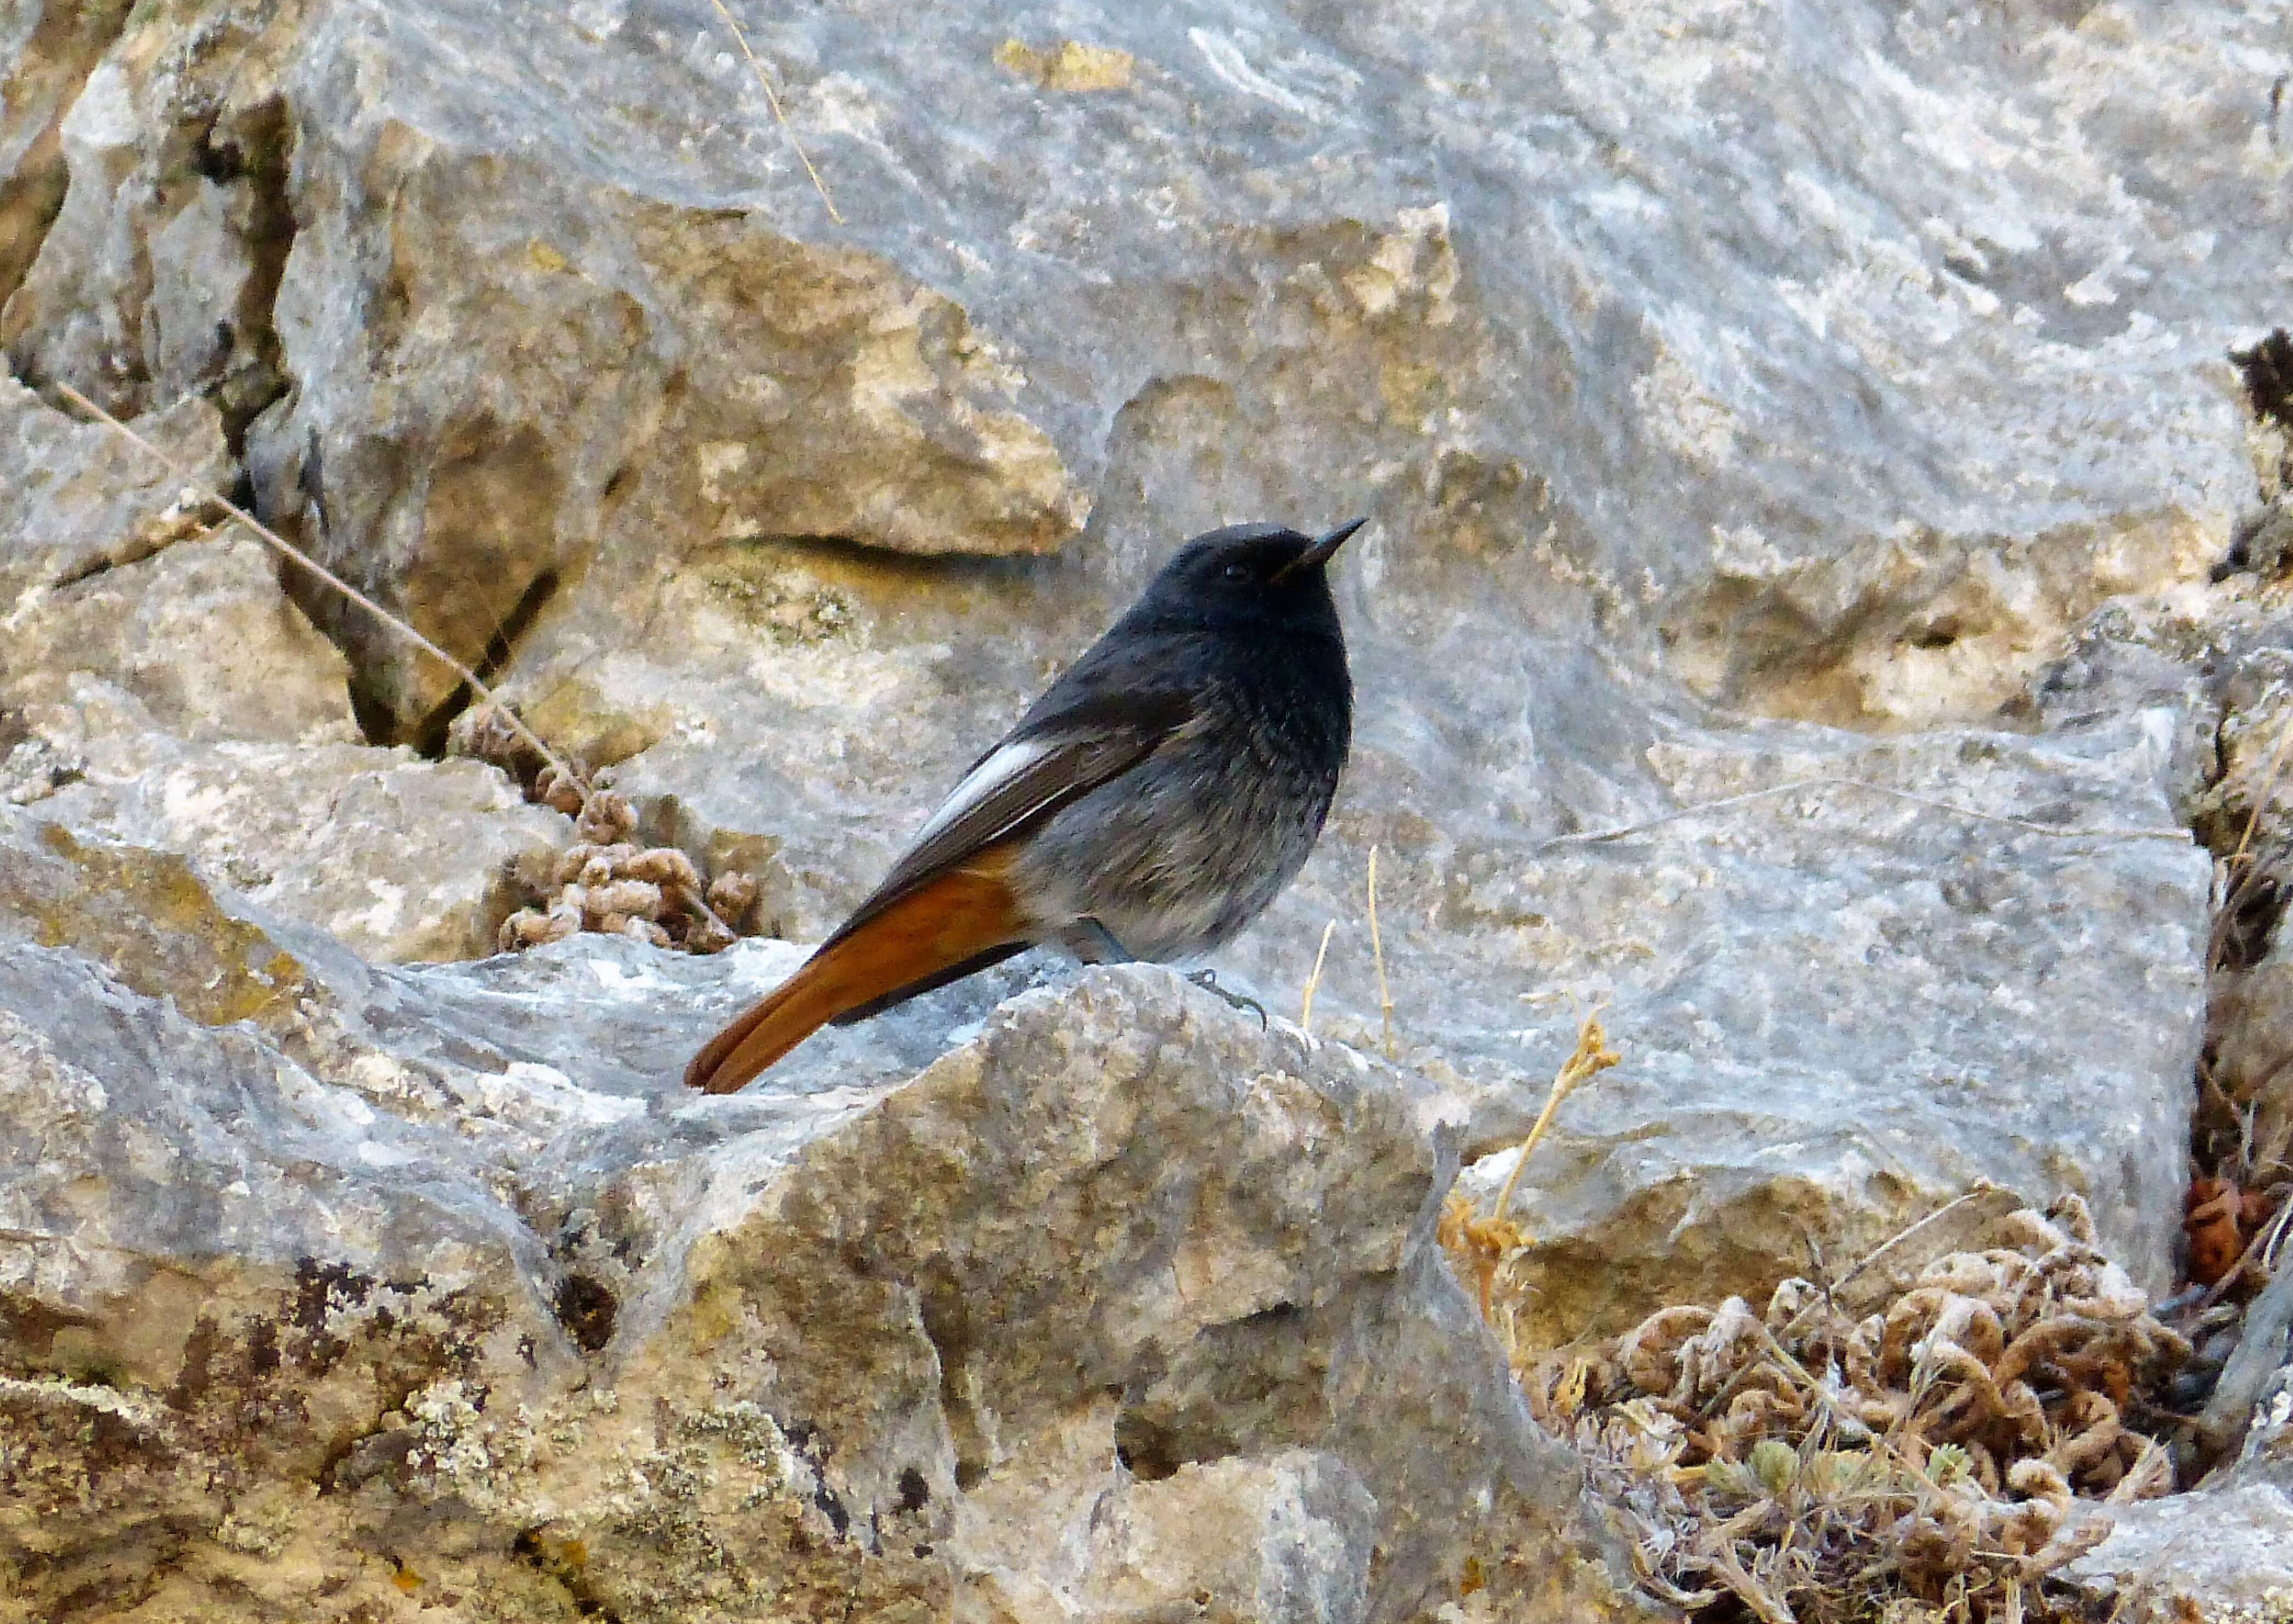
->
[1448,1189,2189,1623]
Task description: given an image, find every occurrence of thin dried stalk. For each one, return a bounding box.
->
[703,0,842,223]
[1298,919,1338,1035]
[57,383,589,807]
[1491,1006,1618,1224]
[1367,844,1395,1057]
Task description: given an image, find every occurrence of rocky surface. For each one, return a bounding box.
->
[3,0,2289,1616]
[0,373,229,599]
[21,717,571,962]
[0,813,1634,1621]
[2063,1485,2293,1623]
[5,522,355,743]
[0,379,571,962]
[7,0,2221,1323]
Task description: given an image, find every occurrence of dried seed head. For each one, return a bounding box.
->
[625,847,700,890]
[706,869,761,923]
[583,879,663,924]
[536,763,588,816]
[576,791,636,844]
[684,913,737,955]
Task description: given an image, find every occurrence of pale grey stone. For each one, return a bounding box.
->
[9,708,570,963]
[0,373,229,600]
[6,0,2280,1612]
[2,525,356,744]
[0,825,1635,1620]
[2063,1485,2293,1624]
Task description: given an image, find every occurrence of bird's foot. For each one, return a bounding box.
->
[1187,968,1267,1031]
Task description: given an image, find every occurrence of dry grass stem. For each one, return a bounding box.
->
[1367,844,1395,1057]
[1491,1006,1618,1224]
[1298,918,1337,1036]
[1437,1006,1617,1324]
[704,0,843,223]
[56,383,590,809]
[1538,776,2188,853]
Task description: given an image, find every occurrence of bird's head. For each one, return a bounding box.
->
[1141,519,1366,628]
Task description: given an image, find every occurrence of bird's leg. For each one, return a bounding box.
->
[1063,921,1267,1030]
[1186,968,1267,1031]
[1061,917,1137,964]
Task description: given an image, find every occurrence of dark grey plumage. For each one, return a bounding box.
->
[1007,524,1354,960]
[687,518,1362,1086]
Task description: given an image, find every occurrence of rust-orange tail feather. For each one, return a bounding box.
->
[683,859,1026,1094]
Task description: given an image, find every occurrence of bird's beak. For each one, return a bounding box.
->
[1277,516,1368,581]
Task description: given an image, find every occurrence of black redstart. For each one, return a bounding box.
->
[684,518,1364,1093]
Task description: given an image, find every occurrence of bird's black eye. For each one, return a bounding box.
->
[1222,561,1250,582]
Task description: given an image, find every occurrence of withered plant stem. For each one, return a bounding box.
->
[1696,1181,2011,1423]
[57,383,589,809]
[1299,919,1338,1036]
[1490,1006,1617,1225]
[704,0,843,223]
[1367,845,1395,1057]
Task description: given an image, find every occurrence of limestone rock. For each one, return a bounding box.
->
[0,373,230,600]
[969,1449,1378,1624]
[0,4,2239,1305]
[5,0,2281,1611]
[0,375,350,748]
[1402,683,2210,1336]
[0,805,311,1032]
[8,716,569,963]
[6,0,2261,740]
[0,1,133,307]
[233,0,1091,735]
[3,524,356,744]
[2061,1485,2293,1623]
[0,829,1640,1622]
[0,0,300,433]
[0,376,557,964]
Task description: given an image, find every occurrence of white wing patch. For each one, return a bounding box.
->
[905,737,1060,855]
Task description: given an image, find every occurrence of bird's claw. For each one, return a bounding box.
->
[1187,968,1268,1030]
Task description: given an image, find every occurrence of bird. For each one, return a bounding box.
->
[683,517,1364,1094]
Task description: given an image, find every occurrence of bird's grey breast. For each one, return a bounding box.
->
[1014,651,1348,960]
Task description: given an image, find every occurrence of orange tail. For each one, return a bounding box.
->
[684,859,1026,1094]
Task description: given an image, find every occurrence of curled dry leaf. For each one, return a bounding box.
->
[496,799,762,958]
[1449,1192,2189,1623]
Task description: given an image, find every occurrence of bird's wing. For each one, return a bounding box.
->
[824,686,1196,947]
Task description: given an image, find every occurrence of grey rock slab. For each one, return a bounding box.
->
[0,0,133,306]
[6,704,568,963]
[0,0,300,432]
[0,940,566,1361]
[0,373,230,603]
[5,0,2270,734]
[1,375,356,769]
[2061,1483,2293,1623]
[953,1446,1379,1624]
[0,0,2230,1369]
[0,822,1635,1621]
[613,598,2210,1341]
[2,524,356,745]
[1409,671,2210,1336]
